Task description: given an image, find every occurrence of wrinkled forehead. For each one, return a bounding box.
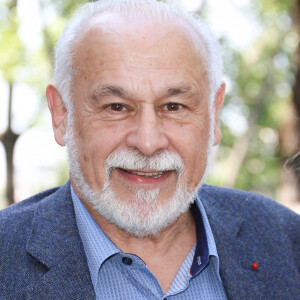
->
[72,12,208,73]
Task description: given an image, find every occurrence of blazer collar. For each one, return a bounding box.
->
[24,182,95,299]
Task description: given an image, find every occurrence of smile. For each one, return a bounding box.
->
[121,169,166,179]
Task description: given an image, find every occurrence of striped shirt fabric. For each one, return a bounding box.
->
[71,186,227,299]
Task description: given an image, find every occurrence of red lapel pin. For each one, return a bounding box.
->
[252,262,258,270]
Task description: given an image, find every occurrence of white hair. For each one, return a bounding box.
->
[53,0,223,118]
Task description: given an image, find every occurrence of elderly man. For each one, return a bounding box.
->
[1,0,299,299]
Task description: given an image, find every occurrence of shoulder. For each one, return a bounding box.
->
[0,186,60,218]
[199,184,300,239]
[0,185,65,221]
[199,184,298,215]
[0,184,69,248]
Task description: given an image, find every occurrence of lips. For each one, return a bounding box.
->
[115,167,174,185]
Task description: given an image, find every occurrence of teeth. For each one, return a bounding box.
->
[129,170,165,178]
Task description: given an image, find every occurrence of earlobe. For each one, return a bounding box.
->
[213,83,225,146]
[46,84,67,146]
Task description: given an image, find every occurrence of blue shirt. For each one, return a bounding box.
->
[71,186,227,299]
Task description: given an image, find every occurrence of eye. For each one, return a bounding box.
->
[107,103,127,112]
[164,103,183,111]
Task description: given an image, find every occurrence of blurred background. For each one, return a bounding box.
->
[1,0,300,213]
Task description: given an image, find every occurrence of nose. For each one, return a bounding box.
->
[125,107,169,156]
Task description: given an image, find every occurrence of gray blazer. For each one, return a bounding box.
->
[0,182,299,299]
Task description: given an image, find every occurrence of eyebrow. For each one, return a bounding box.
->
[167,86,191,96]
[91,85,127,99]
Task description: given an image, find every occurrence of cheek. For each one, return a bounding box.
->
[75,120,128,187]
[165,115,211,155]
[165,120,211,188]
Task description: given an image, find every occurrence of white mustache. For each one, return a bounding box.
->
[105,149,185,175]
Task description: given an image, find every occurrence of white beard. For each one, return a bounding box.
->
[64,121,213,237]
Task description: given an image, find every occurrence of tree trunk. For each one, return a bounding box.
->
[0,82,20,205]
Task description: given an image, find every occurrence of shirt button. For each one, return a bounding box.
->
[122,257,133,265]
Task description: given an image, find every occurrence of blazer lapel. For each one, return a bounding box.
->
[200,187,300,300]
[201,191,266,300]
[24,182,95,299]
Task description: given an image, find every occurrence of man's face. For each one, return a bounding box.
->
[58,14,223,234]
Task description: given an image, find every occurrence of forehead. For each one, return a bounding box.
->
[73,12,207,71]
[70,12,210,100]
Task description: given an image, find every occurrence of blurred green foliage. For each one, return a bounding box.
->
[0,6,24,82]
[205,0,299,199]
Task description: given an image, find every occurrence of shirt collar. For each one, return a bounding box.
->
[71,185,219,284]
[190,195,219,276]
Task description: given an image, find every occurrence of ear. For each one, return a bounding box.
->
[213,82,225,146]
[46,84,67,146]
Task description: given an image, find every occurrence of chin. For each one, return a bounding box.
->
[69,164,206,237]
